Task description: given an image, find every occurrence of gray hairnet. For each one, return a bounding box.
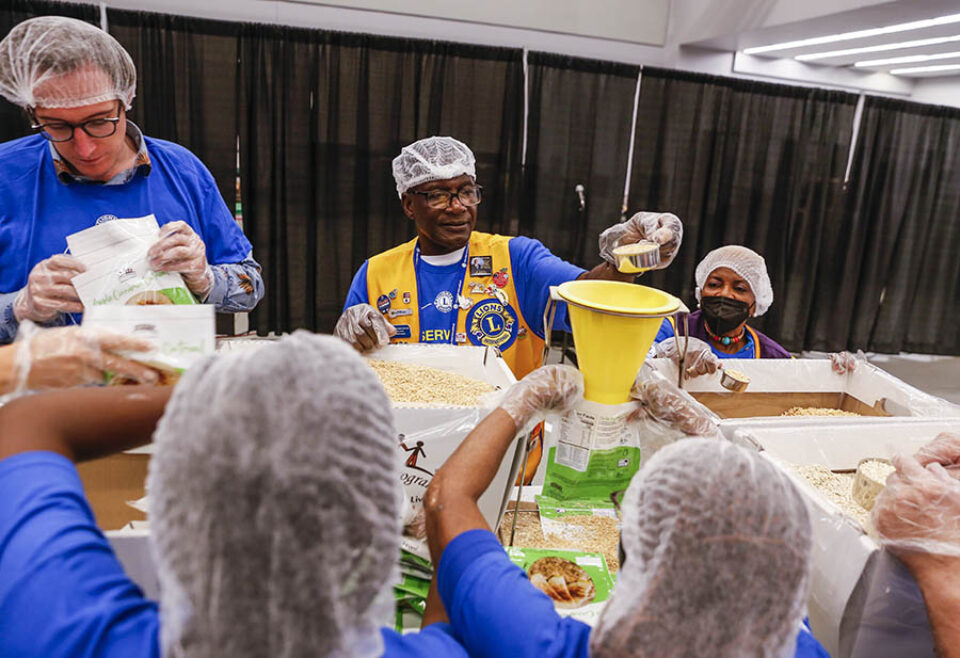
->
[147,331,401,658]
[591,438,812,658]
[0,16,137,109]
[392,136,476,196]
[695,245,774,316]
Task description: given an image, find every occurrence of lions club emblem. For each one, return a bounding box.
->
[466,299,518,351]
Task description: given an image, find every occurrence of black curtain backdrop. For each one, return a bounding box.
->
[0,0,100,143]
[522,52,639,265]
[627,68,859,352]
[238,24,523,335]
[107,9,240,208]
[818,97,960,355]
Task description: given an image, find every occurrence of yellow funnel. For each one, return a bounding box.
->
[557,280,680,404]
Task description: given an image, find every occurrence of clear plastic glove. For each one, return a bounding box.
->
[831,349,866,374]
[13,255,86,322]
[11,322,158,393]
[146,221,214,297]
[873,445,960,558]
[653,336,721,379]
[915,433,960,479]
[334,303,397,353]
[499,365,584,430]
[629,368,718,437]
[598,211,683,270]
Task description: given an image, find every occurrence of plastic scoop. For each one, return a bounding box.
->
[612,241,660,274]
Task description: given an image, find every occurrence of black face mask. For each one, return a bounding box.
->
[700,295,752,336]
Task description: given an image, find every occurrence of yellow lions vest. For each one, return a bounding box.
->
[366,232,545,378]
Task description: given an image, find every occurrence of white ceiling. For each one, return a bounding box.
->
[686,0,960,79]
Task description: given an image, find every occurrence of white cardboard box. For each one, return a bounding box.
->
[728,418,958,658]
[648,359,960,432]
[368,344,521,558]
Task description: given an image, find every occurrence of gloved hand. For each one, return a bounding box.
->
[13,255,86,323]
[334,303,397,353]
[873,443,960,558]
[146,221,214,297]
[915,433,960,478]
[831,350,866,374]
[598,211,683,270]
[500,365,584,430]
[629,369,718,436]
[11,322,158,394]
[653,336,721,379]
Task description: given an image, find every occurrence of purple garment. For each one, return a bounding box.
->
[675,310,791,359]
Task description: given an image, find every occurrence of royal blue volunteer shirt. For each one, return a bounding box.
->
[0,451,468,658]
[436,529,831,658]
[344,236,585,342]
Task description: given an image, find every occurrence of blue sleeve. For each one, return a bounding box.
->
[195,160,253,266]
[380,623,469,657]
[794,620,830,658]
[344,261,370,311]
[0,452,159,658]
[0,290,19,344]
[205,252,265,312]
[0,290,71,346]
[437,529,591,658]
[653,318,674,344]
[509,237,585,338]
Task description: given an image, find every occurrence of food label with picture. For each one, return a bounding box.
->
[506,546,615,626]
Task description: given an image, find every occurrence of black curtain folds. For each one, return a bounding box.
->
[820,97,960,355]
[522,52,640,265]
[238,25,523,335]
[3,2,959,354]
[107,10,240,208]
[628,68,859,351]
[0,0,100,143]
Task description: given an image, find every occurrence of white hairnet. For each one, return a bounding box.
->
[591,438,812,658]
[0,16,137,109]
[392,136,476,197]
[147,331,401,658]
[695,245,774,316]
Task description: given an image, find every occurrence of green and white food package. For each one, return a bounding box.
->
[506,546,615,626]
[81,305,214,378]
[542,400,641,503]
[68,215,196,307]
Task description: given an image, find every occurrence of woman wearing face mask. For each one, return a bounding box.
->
[652,245,790,379]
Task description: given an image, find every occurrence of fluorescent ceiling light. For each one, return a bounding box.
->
[743,12,960,55]
[891,63,960,75]
[855,50,960,68]
[795,34,960,62]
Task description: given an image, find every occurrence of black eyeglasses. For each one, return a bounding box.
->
[31,102,123,143]
[409,184,483,209]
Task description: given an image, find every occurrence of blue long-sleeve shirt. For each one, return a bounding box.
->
[0,123,263,343]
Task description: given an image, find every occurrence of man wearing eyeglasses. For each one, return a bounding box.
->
[336,136,684,380]
[0,17,263,344]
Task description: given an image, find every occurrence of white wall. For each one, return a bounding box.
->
[297,0,671,46]
[910,76,960,108]
[61,0,956,104]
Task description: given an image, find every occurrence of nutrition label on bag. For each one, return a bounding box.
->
[556,405,638,472]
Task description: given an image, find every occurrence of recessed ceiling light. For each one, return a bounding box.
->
[743,12,960,55]
[855,50,960,67]
[891,63,960,75]
[795,34,960,62]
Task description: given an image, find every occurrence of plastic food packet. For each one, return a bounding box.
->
[68,215,197,307]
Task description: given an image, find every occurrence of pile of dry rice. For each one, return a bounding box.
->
[366,360,494,406]
[792,464,871,528]
[500,511,621,572]
[782,407,861,417]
